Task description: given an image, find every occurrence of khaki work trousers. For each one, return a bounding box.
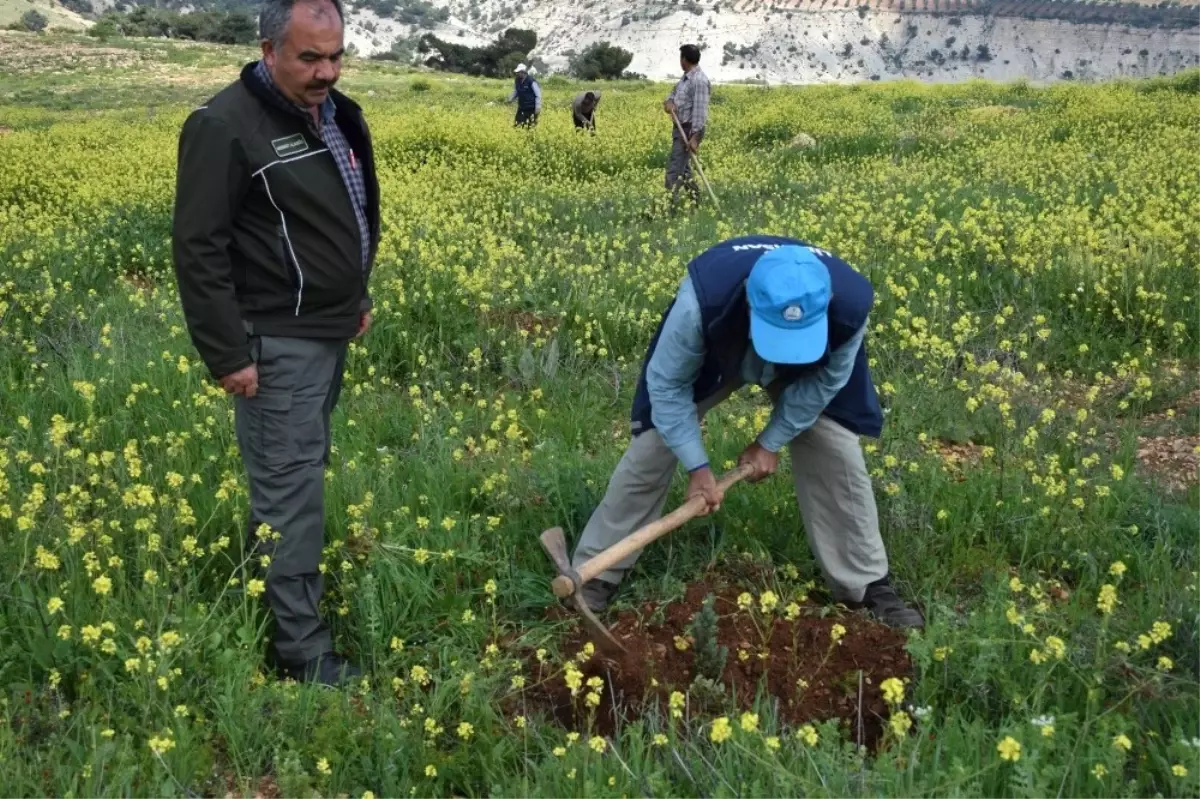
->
[571,382,889,603]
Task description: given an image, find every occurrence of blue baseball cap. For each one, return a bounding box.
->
[746,246,831,365]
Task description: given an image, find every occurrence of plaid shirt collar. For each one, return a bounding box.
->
[254,60,336,132]
[252,60,372,271]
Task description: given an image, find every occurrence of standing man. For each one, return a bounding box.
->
[569,235,925,630]
[171,0,379,686]
[508,63,542,127]
[663,43,711,205]
[572,90,600,133]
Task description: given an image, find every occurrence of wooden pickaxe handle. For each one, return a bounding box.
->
[574,463,755,586]
[669,109,721,209]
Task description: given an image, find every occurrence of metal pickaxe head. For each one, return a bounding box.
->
[539,526,626,653]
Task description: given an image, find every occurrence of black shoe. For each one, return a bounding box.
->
[277,652,362,687]
[564,579,620,613]
[851,578,925,630]
[581,578,621,612]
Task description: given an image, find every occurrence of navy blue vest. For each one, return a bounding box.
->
[515,77,538,112]
[631,235,884,439]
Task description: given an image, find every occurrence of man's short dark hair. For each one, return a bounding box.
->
[680,44,701,65]
[584,91,596,101]
[260,0,344,49]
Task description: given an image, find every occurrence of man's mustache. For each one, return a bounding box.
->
[307,80,334,90]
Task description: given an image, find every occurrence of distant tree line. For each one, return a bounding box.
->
[417,28,536,76]
[88,6,257,44]
[354,0,448,29]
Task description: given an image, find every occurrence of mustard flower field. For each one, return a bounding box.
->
[0,34,1197,798]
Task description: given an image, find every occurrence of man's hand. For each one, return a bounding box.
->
[356,311,372,338]
[686,466,725,516]
[687,135,700,154]
[738,442,779,483]
[220,364,259,398]
[663,100,676,115]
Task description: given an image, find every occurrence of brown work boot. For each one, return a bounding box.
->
[848,576,925,630]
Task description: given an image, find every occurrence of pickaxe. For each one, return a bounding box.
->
[670,109,721,210]
[540,464,754,652]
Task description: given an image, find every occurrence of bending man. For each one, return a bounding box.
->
[570,235,924,630]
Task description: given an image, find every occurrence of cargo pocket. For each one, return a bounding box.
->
[247,336,298,471]
[248,390,296,471]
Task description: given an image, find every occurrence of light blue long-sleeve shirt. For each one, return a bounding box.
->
[645,275,866,472]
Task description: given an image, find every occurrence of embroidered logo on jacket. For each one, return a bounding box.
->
[270,134,309,158]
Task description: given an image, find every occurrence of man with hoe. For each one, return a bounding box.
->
[569,235,925,630]
[508,62,542,127]
[172,0,378,686]
[663,43,711,204]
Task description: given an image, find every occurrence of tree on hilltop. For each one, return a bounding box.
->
[569,41,634,80]
[21,9,50,32]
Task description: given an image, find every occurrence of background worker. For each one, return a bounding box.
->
[572,90,600,133]
[171,0,378,686]
[508,62,541,126]
[569,235,925,631]
[663,43,711,204]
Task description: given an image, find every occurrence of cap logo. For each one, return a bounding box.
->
[782,305,803,322]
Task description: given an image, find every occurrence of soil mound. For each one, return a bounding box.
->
[525,577,913,748]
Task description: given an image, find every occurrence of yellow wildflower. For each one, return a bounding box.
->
[710,717,732,743]
[997,736,1021,762]
[880,677,905,706]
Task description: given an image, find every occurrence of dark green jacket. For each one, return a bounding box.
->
[172,62,380,379]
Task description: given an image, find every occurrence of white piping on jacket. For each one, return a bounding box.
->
[252,148,330,177]
[259,173,305,316]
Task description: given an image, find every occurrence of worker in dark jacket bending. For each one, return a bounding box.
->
[171,0,378,687]
[570,235,924,629]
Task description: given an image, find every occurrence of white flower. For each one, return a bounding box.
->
[1032,715,1055,728]
[912,705,932,720]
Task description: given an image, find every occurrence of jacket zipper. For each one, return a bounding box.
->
[260,172,304,316]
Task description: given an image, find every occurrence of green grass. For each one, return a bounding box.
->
[0,0,86,29]
[0,36,1198,798]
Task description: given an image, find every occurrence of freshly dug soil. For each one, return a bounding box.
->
[524,579,913,748]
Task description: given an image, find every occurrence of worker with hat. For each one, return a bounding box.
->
[508,63,541,127]
[569,234,925,629]
[572,90,600,133]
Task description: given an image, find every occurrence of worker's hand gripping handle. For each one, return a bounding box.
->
[573,464,754,586]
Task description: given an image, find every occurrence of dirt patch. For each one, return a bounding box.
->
[1135,435,1199,493]
[481,308,559,335]
[523,580,911,749]
[966,105,1024,122]
[789,131,817,148]
[934,437,985,478]
[1143,389,1200,424]
[218,774,280,799]
[120,272,156,295]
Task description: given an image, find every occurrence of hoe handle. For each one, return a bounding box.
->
[575,464,754,585]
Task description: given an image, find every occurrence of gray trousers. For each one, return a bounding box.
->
[666,124,704,202]
[571,383,889,603]
[235,334,348,666]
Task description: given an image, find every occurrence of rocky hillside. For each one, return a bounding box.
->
[67,0,1200,83]
[347,0,1198,82]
